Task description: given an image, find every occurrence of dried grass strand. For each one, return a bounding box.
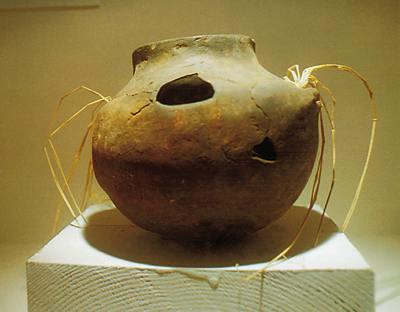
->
[44,86,110,235]
[247,64,376,280]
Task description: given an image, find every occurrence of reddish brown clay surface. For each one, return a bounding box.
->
[92,34,320,241]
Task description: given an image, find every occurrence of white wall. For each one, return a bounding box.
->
[0,0,398,245]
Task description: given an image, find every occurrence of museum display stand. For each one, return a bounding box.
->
[26,204,374,311]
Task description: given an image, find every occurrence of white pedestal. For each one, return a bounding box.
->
[27,204,374,311]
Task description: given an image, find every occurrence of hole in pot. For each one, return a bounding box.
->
[252,137,277,162]
[156,73,214,105]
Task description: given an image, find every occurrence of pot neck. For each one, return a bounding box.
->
[132,34,257,75]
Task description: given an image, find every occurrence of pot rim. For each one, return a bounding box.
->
[132,34,256,74]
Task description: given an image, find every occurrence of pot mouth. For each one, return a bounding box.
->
[138,34,255,48]
[132,34,256,74]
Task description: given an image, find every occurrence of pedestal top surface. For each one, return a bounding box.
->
[29,204,371,272]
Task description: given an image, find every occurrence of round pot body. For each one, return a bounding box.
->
[92,34,320,241]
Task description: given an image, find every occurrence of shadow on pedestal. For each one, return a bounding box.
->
[82,205,338,268]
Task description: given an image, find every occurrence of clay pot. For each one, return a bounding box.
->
[92,34,320,241]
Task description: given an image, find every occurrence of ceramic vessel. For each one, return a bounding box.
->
[92,34,320,241]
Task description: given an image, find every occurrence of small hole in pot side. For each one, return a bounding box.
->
[252,137,277,162]
[156,74,214,105]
